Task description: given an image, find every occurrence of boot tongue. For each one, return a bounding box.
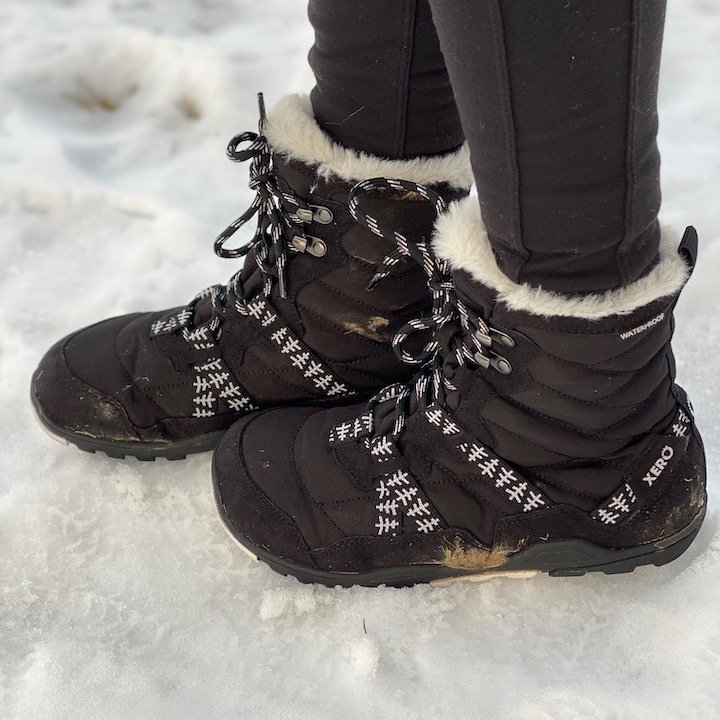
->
[186,153,317,329]
[238,246,266,296]
[372,397,401,438]
[192,296,213,326]
[189,244,264,328]
[232,154,313,300]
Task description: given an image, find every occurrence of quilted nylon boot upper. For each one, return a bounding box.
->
[213,190,706,585]
[31,95,472,458]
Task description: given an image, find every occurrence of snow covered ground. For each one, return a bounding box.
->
[1,1,719,717]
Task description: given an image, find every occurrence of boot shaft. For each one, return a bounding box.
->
[433,196,696,506]
[215,94,473,394]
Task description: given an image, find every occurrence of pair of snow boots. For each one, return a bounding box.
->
[32,94,706,587]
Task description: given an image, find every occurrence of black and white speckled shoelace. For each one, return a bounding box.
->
[177,93,327,338]
[349,177,515,438]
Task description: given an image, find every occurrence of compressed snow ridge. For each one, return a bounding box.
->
[1,1,719,718]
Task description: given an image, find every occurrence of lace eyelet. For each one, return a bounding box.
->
[473,352,491,369]
[491,329,516,348]
[292,235,327,258]
[296,206,334,225]
[307,237,328,257]
[312,206,334,224]
[492,357,512,375]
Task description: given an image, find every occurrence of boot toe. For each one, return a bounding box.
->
[32,324,141,444]
[213,409,320,567]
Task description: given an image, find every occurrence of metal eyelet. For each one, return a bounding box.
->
[291,235,308,252]
[296,206,334,225]
[311,205,334,224]
[491,356,513,375]
[474,331,492,348]
[307,236,327,257]
[293,234,327,257]
[473,352,491,369]
[491,329,516,348]
[296,208,314,223]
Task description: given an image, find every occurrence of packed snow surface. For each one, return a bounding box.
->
[2,1,720,718]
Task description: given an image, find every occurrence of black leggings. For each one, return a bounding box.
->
[308,0,667,294]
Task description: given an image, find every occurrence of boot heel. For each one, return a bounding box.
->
[545,507,706,577]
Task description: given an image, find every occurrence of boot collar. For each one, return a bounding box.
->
[433,196,692,320]
[264,94,474,191]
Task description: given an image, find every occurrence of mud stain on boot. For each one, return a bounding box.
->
[440,538,515,571]
[342,316,390,342]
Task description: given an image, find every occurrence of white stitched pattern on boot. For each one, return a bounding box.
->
[191,358,256,418]
[373,468,443,536]
[424,405,550,513]
[591,403,694,525]
[151,307,193,337]
[495,467,517,489]
[460,442,488,464]
[154,297,259,417]
[291,352,311,369]
[415,517,441,533]
[387,469,410,487]
[591,483,639,525]
[457,441,549,513]
[672,407,692,438]
[367,436,396,463]
[183,326,215,351]
[376,499,399,517]
[247,295,353,400]
[247,301,265,320]
[424,407,461,436]
[595,508,621,525]
[261,310,277,327]
[478,458,500,478]
[220,382,255,412]
[328,414,373,444]
[425,408,443,427]
[374,516,400,535]
[395,487,417,506]
[523,490,546,512]
[592,482,637,525]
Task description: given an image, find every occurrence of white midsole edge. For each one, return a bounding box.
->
[216,508,260,563]
[430,569,539,587]
[32,404,70,446]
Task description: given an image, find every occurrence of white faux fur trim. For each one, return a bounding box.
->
[432,196,689,319]
[264,94,474,190]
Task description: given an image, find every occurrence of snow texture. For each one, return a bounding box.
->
[1,1,720,718]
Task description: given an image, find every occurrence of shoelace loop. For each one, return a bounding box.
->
[170,93,328,339]
[213,93,315,298]
[349,177,513,438]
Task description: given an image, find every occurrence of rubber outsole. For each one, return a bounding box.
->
[212,456,706,588]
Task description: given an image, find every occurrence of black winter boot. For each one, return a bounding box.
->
[213,190,706,587]
[31,96,472,460]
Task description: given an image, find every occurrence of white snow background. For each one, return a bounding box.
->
[1,1,719,718]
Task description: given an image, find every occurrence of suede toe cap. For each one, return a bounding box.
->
[32,335,139,442]
[213,413,317,567]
